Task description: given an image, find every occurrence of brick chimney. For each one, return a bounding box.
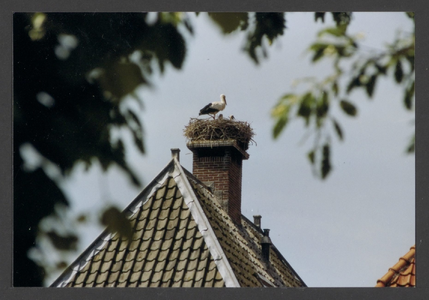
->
[187,140,249,224]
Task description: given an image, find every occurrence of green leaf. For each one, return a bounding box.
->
[46,231,78,251]
[375,63,387,75]
[340,100,357,116]
[346,77,361,94]
[297,93,314,125]
[208,13,249,34]
[332,118,343,141]
[332,81,339,96]
[365,74,377,98]
[331,12,352,27]
[316,91,329,118]
[315,12,325,23]
[312,47,326,62]
[279,93,297,102]
[404,80,415,110]
[406,135,415,153]
[273,115,289,139]
[76,214,87,223]
[308,150,315,164]
[318,26,347,37]
[101,206,133,241]
[127,109,145,153]
[127,109,142,128]
[99,62,146,99]
[272,97,293,117]
[298,93,314,117]
[406,54,414,71]
[132,128,145,153]
[310,43,327,51]
[321,143,331,179]
[394,60,404,83]
[244,13,286,64]
[56,261,68,269]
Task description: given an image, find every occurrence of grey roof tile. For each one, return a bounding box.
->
[52,158,304,288]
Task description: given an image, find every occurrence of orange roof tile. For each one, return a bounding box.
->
[375,245,415,287]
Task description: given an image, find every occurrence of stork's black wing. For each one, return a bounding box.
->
[199,103,218,115]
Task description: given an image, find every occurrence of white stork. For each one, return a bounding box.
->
[199,94,227,119]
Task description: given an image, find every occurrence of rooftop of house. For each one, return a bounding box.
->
[51,150,306,288]
[375,245,415,287]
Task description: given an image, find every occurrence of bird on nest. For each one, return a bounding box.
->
[199,94,227,119]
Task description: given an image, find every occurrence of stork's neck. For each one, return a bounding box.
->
[220,95,227,104]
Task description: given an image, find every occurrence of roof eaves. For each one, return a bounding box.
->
[171,157,241,288]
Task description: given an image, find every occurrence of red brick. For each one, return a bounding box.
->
[190,146,246,224]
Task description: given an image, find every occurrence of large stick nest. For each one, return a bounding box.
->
[184,118,256,150]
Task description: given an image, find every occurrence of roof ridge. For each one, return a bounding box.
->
[171,157,241,287]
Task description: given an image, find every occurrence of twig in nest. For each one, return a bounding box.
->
[184,118,256,148]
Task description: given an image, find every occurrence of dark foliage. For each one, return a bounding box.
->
[13,12,187,286]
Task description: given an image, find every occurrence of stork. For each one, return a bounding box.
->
[199,94,227,119]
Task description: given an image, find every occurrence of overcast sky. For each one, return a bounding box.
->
[35,12,415,287]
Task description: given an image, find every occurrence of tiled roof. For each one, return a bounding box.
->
[51,156,305,288]
[375,245,415,287]
[187,173,304,287]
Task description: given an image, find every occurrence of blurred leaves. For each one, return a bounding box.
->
[394,60,404,83]
[332,119,343,141]
[404,81,415,110]
[208,13,248,34]
[98,62,146,100]
[271,12,414,180]
[321,143,332,179]
[46,231,78,251]
[14,12,189,286]
[407,135,415,153]
[315,12,352,28]
[14,164,69,286]
[339,100,357,116]
[101,206,133,241]
[297,93,315,125]
[244,13,286,63]
[272,88,339,179]
[307,150,315,164]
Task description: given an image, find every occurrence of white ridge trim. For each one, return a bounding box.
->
[171,158,240,288]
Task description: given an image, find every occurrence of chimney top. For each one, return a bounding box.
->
[171,148,180,161]
[261,229,271,243]
[253,215,262,228]
[187,140,249,160]
[261,228,272,262]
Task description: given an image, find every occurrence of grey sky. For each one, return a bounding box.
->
[38,12,414,287]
